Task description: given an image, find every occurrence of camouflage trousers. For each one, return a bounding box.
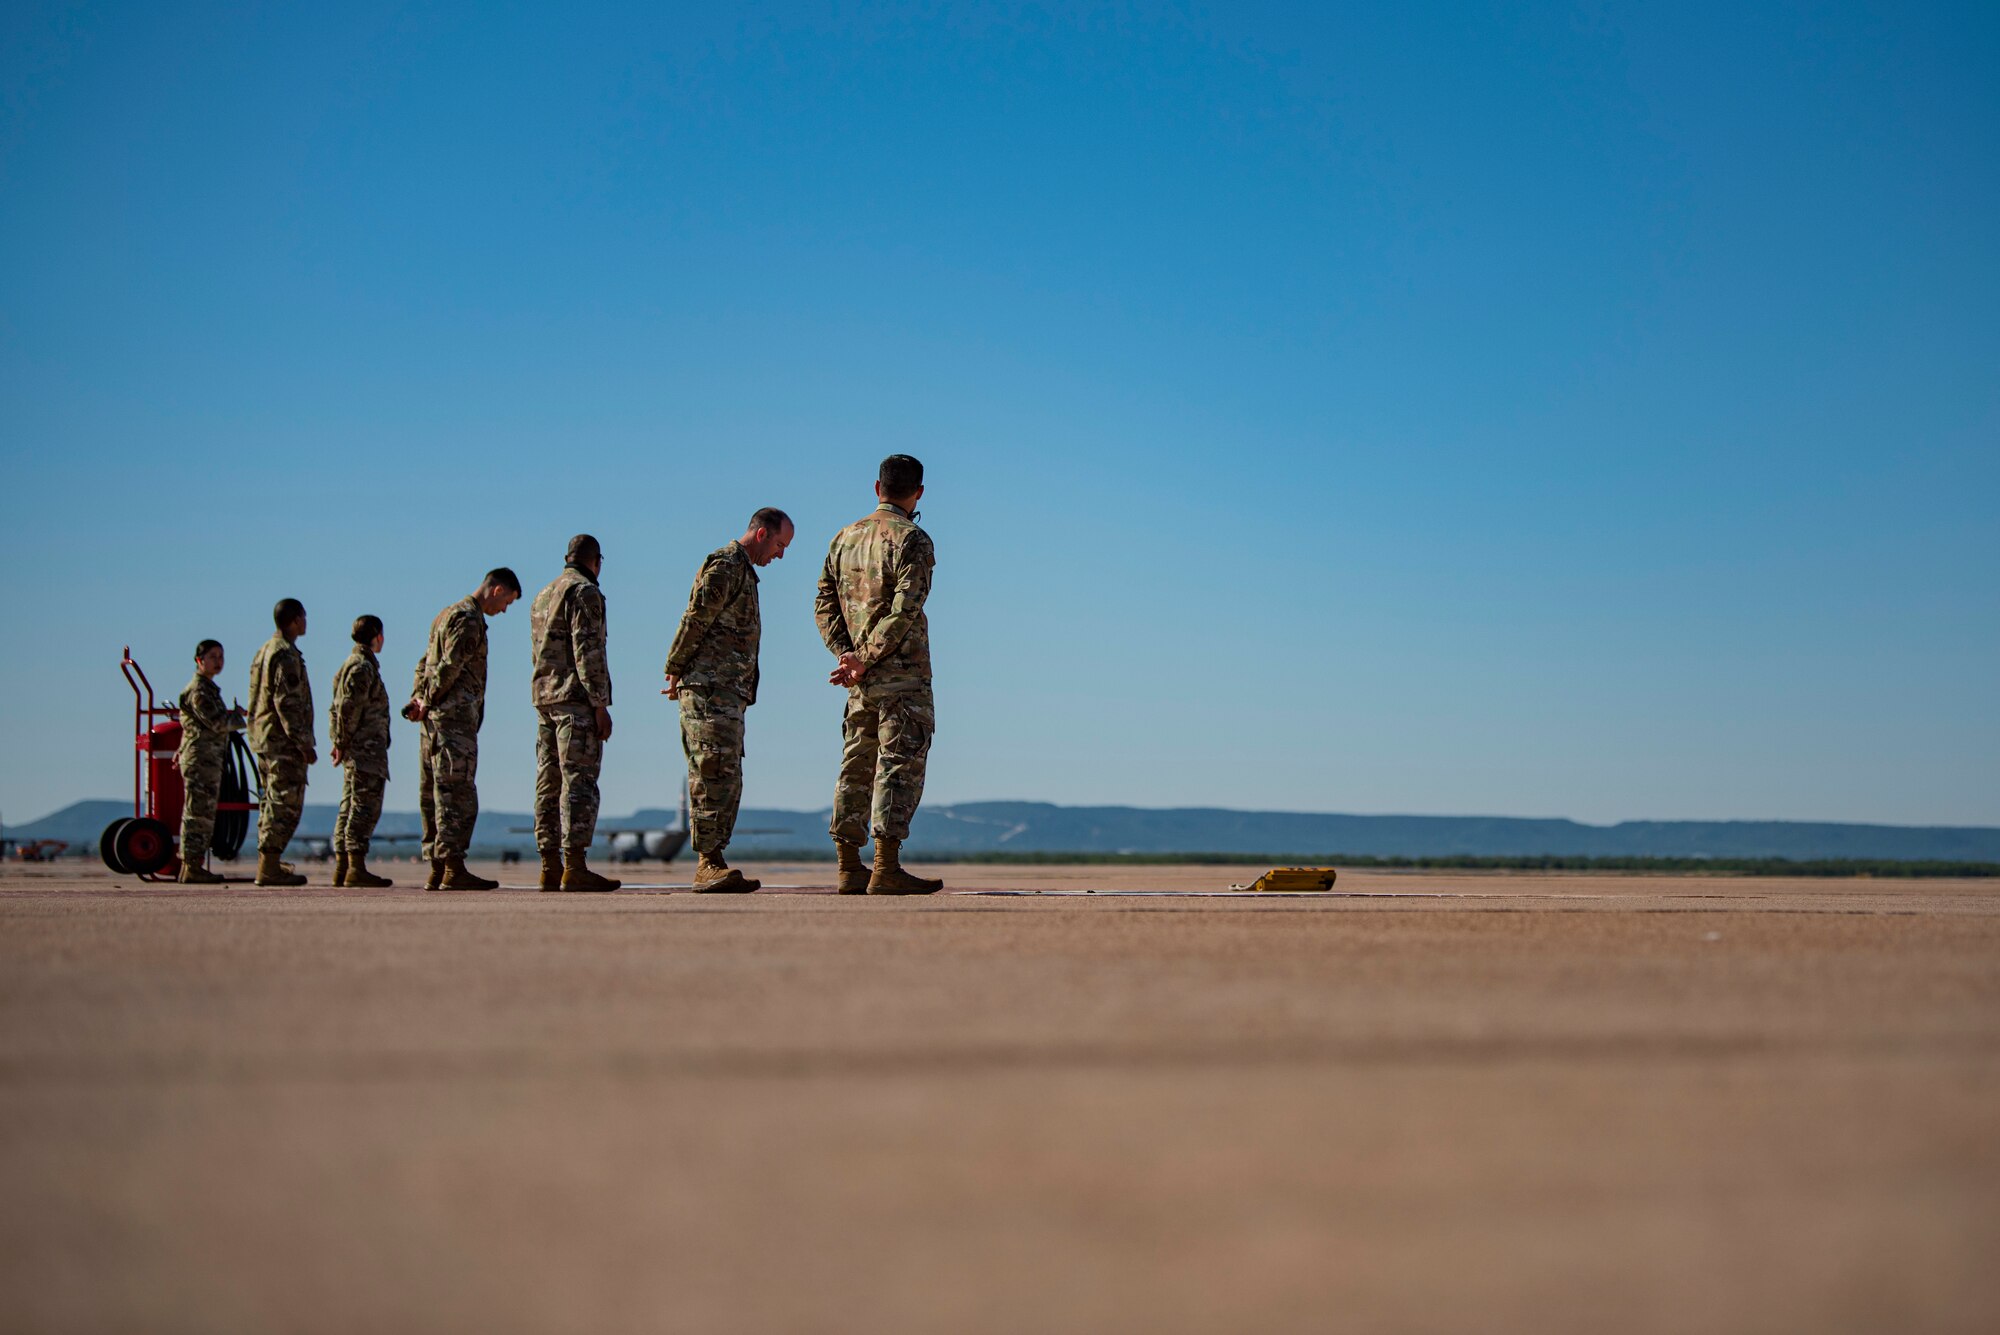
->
[679,687,746,856]
[534,702,603,853]
[178,744,226,862]
[830,686,933,845]
[256,748,309,856]
[419,722,480,859]
[335,766,387,856]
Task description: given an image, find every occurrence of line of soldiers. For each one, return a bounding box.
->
[172,454,944,896]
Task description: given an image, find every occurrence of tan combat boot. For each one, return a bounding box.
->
[179,851,224,885]
[539,849,564,892]
[255,850,308,887]
[333,851,349,886]
[834,840,870,895]
[345,854,393,888]
[561,849,620,892]
[692,850,756,893]
[423,858,444,891]
[436,855,497,891]
[867,837,942,895]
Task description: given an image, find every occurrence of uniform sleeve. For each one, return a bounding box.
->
[275,650,316,748]
[856,532,934,666]
[247,649,267,724]
[369,663,391,748]
[328,664,350,750]
[187,681,238,734]
[428,610,473,702]
[815,549,856,657]
[664,556,735,677]
[570,584,613,706]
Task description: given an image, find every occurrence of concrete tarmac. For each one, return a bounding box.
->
[2,860,1996,1333]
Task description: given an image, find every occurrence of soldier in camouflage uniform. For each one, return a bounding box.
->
[405,569,522,891]
[247,599,316,887]
[815,456,943,894]
[176,639,246,884]
[664,508,794,893]
[329,614,393,888]
[529,535,618,893]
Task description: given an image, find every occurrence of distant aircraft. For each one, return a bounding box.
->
[292,833,423,863]
[516,783,788,864]
[598,825,693,864]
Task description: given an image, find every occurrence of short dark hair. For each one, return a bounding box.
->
[273,598,305,631]
[566,533,601,565]
[484,567,522,595]
[748,506,792,535]
[195,639,222,660]
[879,454,924,498]
[352,614,383,645]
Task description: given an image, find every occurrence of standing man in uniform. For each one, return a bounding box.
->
[664,507,793,893]
[815,457,943,895]
[529,535,619,893]
[329,614,393,888]
[405,569,521,892]
[176,638,246,884]
[248,598,316,887]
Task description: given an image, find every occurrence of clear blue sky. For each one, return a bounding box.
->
[2,1,1994,829]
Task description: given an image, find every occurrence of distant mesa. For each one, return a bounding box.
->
[7,799,1998,863]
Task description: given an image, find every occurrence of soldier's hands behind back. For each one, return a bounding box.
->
[596,705,613,741]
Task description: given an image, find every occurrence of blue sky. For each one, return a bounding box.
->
[2,1,1994,828]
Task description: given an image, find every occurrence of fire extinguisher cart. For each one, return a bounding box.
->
[100,647,261,880]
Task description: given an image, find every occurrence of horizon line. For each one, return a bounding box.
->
[10,796,1997,835]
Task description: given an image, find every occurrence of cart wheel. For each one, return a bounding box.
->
[115,817,174,877]
[100,818,134,874]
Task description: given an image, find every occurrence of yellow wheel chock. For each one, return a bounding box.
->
[1229,867,1338,892]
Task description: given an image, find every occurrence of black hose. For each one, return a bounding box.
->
[213,734,260,860]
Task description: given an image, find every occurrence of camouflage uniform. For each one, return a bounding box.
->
[410,596,488,860]
[329,645,392,857]
[815,503,936,844]
[176,671,244,864]
[247,633,315,857]
[664,541,762,856]
[529,565,611,853]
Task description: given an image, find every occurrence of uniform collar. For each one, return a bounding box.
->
[460,593,487,622]
[876,501,913,520]
[350,645,377,665]
[565,560,599,585]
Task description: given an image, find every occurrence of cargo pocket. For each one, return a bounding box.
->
[885,698,934,760]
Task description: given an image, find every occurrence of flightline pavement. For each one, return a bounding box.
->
[2,861,1996,1334]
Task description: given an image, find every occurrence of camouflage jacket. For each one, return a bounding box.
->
[247,634,315,757]
[665,541,761,704]
[411,595,489,730]
[815,502,934,694]
[530,565,612,708]
[177,672,243,758]
[329,646,392,778]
